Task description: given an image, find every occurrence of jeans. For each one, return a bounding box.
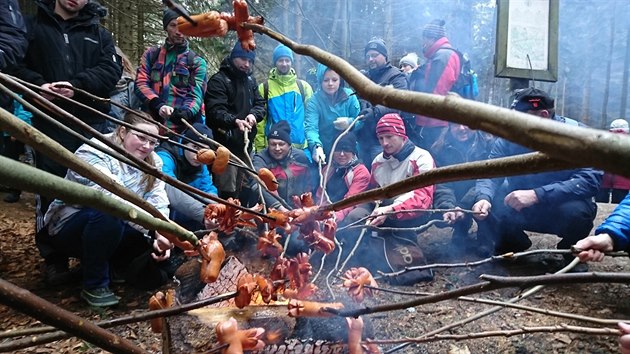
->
[49,208,149,289]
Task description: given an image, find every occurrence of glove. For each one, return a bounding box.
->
[358,107,374,121]
[148,98,165,115]
[170,108,193,124]
[313,146,326,164]
[333,117,352,131]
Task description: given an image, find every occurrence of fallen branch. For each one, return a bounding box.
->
[0,291,237,351]
[0,278,148,354]
[243,23,630,179]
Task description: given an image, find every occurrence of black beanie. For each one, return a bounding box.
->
[163,8,179,30]
[183,123,213,144]
[267,120,291,145]
[336,132,357,153]
[364,38,388,59]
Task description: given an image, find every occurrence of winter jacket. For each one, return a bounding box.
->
[317,158,370,222]
[254,68,313,151]
[135,42,208,132]
[601,132,630,190]
[0,0,26,71]
[12,0,120,150]
[304,64,362,156]
[205,57,266,154]
[109,75,141,120]
[409,37,460,128]
[370,139,435,220]
[357,63,408,148]
[44,134,169,236]
[432,131,491,209]
[475,116,602,205]
[595,193,630,251]
[252,148,312,209]
[155,142,217,196]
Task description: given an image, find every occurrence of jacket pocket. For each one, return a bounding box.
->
[172,66,190,88]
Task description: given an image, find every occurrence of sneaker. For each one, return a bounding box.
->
[44,262,73,286]
[3,192,20,203]
[81,287,119,307]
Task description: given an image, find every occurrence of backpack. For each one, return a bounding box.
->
[442,47,479,100]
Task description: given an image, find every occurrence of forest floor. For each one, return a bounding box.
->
[0,192,628,354]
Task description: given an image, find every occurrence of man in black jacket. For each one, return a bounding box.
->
[12,0,120,284]
[205,41,266,201]
[357,38,408,167]
[471,88,602,258]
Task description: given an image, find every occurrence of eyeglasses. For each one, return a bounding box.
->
[129,131,158,147]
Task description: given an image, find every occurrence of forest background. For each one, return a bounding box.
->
[16,0,630,129]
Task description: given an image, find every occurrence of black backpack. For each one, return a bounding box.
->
[442,47,479,100]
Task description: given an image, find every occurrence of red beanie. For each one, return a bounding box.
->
[376,113,406,138]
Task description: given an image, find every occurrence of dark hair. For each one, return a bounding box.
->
[113,111,159,194]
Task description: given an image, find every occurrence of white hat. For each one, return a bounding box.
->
[399,53,418,68]
[610,119,629,133]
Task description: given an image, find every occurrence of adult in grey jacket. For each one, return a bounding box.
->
[472,88,602,256]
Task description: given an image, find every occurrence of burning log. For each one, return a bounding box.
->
[287,299,345,318]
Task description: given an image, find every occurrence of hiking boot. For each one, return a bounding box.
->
[3,191,20,203]
[81,287,119,307]
[43,262,73,286]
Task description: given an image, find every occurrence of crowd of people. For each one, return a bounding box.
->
[1,3,629,340]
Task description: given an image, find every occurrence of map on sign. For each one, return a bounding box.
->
[506,0,549,71]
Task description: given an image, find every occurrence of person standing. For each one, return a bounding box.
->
[205,41,266,201]
[356,38,408,167]
[135,8,208,134]
[408,19,461,149]
[11,0,121,266]
[254,44,313,154]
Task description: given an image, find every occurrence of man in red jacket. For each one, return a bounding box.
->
[407,19,460,149]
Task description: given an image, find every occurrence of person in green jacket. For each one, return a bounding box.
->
[254,44,313,154]
[304,64,361,164]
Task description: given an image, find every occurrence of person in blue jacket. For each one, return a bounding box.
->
[156,123,217,230]
[575,193,630,354]
[471,88,603,256]
[304,63,361,164]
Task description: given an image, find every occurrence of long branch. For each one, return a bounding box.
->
[0,291,237,351]
[329,272,630,318]
[323,152,575,212]
[0,278,148,354]
[0,155,190,240]
[243,23,630,179]
[367,324,619,345]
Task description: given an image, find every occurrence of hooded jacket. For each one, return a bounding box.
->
[155,142,217,196]
[317,158,370,222]
[254,67,313,151]
[12,0,120,149]
[0,0,26,71]
[408,37,460,128]
[304,64,361,155]
[205,56,266,155]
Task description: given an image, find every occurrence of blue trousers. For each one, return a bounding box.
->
[50,208,149,289]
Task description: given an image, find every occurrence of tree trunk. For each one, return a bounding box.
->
[118,0,138,61]
[601,9,616,128]
[294,0,303,75]
[383,1,393,57]
[620,3,630,118]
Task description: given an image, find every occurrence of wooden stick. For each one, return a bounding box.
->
[0,278,148,354]
[0,291,237,351]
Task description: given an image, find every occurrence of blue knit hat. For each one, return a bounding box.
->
[272,44,294,64]
[230,41,256,62]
